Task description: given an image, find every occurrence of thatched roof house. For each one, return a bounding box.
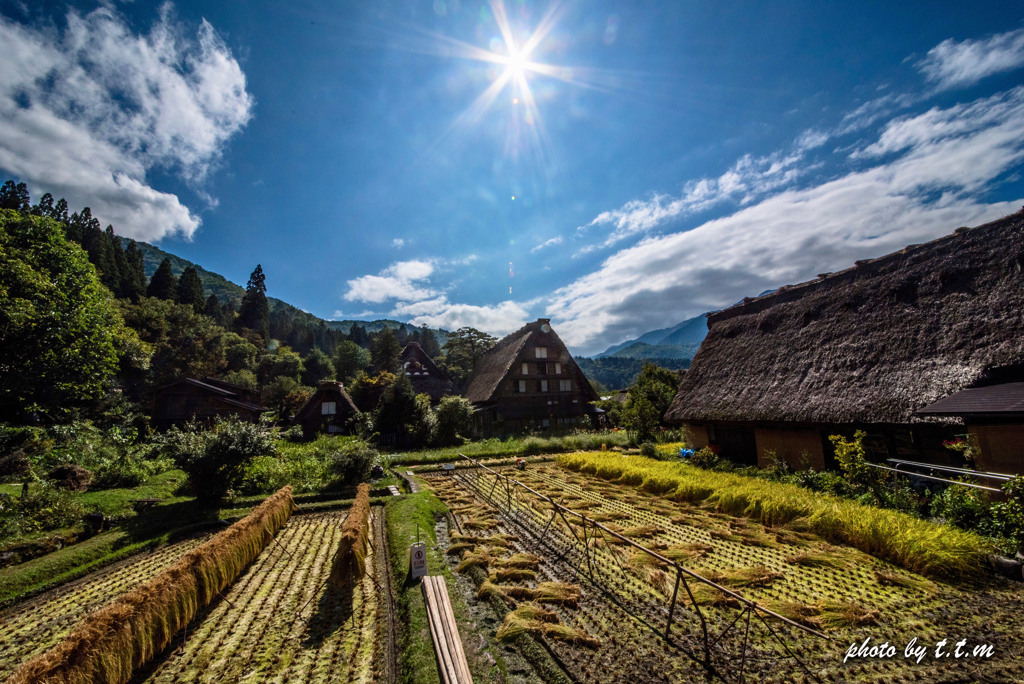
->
[150,377,266,430]
[465,319,600,436]
[665,209,1024,472]
[401,342,455,402]
[295,381,359,440]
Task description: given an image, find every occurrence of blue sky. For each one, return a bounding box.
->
[1,1,1023,355]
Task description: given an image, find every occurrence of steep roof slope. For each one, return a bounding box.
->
[666,209,1024,425]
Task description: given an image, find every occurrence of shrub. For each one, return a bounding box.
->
[0,484,84,542]
[689,447,719,470]
[639,442,659,459]
[165,418,277,501]
[328,440,377,486]
[931,480,988,529]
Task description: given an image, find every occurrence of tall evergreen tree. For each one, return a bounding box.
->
[204,293,223,322]
[0,180,30,212]
[370,327,402,374]
[419,325,441,358]
[236,264,269,340]
[147,258,178,300]
[108,227,130,297]
[122,240,147,301]
[32,192,54,217]
[82,220,119,291]
[348,323,369,347]
[53,198,69,225]
[177,266,206,312]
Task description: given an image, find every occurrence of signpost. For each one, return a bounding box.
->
[409,541,427,579]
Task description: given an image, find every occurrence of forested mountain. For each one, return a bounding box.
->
[125,239,450,354]
[596,313,708,360]
[576,356,689,391]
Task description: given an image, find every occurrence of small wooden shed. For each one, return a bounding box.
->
[150,377,266,430]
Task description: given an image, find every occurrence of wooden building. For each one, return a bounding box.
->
[465,318,600,436]
[665,209,1024,473]
[295,381,359,440]
[401,342,455,403]
[150,377,265,430]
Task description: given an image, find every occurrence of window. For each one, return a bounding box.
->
[321,401,336,415]
[554,362,561,374]
[540,380,548,392]
[559,379,571,392]
[521,362,529,375]
[518,380,527,393]
[537,362,547,375]
[535,347,547,359]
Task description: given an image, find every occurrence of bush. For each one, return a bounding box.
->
[164,418,276,501]
[328,441,377,487]
[0,484,84,542]
[689,447,719,470]
[639,442,659,459]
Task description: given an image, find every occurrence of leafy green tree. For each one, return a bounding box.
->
[146,258,178,300]
[433,395,474,446]
[257,346,303,384]
[176,266,206,312]
[0,210,123,418]
[631,363,678,417]
[119,297,230,389]
[301,349,335,386]
[370,327,402,374]
[441,327,496,387]
[334,339,370,384]
[166,417,276,501]
[236,264,269,340]
[223,333,259,372]
[621,393,660,445]
[349,371,395,412]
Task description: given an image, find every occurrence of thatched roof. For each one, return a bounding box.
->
[401,342,455,400]
[666,209,1024,425]
[464,327,533,404]
[295,381,358,421]
[464,319,600,405]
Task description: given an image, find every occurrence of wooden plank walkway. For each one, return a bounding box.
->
[421,575,473,684]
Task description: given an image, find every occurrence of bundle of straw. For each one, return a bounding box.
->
[328,482,371,588]
[8,486,296,684]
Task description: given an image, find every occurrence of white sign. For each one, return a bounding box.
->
[409,541,427,579]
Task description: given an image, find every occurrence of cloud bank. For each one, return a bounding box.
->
[917,27,1024,91]
[0,4,252,241]
[549,87,1024,354]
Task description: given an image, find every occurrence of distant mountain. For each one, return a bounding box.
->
[576,356,689,391]
[596,313,709,360]
[124,238,449,345]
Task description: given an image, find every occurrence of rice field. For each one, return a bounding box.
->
[424,460,1024,683]
[0,507,389,684]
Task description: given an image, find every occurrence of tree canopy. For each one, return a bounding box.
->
[0,210,123,418]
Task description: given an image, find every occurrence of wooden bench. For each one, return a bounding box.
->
[421,575,473,683]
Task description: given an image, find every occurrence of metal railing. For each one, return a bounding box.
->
[445,454,829,682]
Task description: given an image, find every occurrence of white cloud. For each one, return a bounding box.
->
[917,27,1024,91]
[406,299,531,336]
[549,87,1024,355]
[0,5,252,241]
[344,259,439,304]
[530,235,563,253]
[576,145,810,253]
[392,238,406,248]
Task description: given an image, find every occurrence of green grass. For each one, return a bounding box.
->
[557,452,994,581]
[391,431,631,466]
[385,483,516,683]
